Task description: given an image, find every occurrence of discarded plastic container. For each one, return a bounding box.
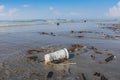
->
[105,55,116,62]
[44,48,69,64]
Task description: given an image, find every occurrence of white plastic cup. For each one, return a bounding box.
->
[44,48,69,64]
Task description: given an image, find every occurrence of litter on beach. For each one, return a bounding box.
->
[105,55,116,62]
[44,48,69,64]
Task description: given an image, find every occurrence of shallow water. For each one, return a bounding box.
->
[0,21,120,80]
[0,21,120,57]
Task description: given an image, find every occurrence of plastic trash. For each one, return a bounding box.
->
[105,55,116,62]
[44,48,69,64]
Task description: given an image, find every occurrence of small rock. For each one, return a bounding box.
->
[57,22,60,26]
[70,30,74,33]
[47,71,53,78]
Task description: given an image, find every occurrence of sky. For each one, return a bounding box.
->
[0,0,120,20]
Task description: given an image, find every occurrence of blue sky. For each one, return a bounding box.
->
[0,0,120,20]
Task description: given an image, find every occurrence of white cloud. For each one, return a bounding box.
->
[0,5,6,16]
[108,1,120,17]
[0,5,5,12]
[0,5,19,17]
[8,8,19,16]
[22,4,29,8]
[49,6,54,11]
[49,6,62,16]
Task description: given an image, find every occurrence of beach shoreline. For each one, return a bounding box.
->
[0,21,120,80]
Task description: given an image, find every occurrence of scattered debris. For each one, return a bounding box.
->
[70,30,74,33]
[47,71,53,78]
[70,30,92,34]
[68,48,76,53]
[39,32,56,36]
[84,20,87,22]
[88,46,97,51]
[57,22,60,26]
[102,34,114,39]
[68,44,85,53]
[76,36,84,38]
[94,72,101,77]
[44,48,69,64]
[81,46,89,52]
[91,55,96,60]
[105,55,116,62]
[27,56,38,62]
[50,32,56,36]
[72,44,83,48]
[39,32,49,35]
[78,31,92,33]
[69,54,75,59]
[99,55,116,64]
[101,75,108,80]
[93,72,108,80]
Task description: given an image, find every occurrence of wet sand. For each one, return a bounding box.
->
[0,21,120,80]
